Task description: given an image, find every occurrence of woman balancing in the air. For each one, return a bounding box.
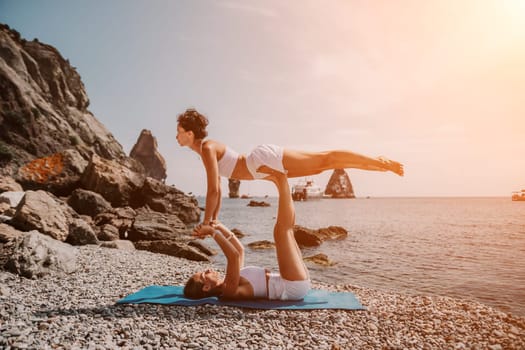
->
[176,108,404,226]
[184,171,310,300]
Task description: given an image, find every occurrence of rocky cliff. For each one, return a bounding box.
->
[0,24,207,269]
[0,23,125,175]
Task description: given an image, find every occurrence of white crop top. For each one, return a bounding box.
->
[240,266,267,298]
[217,146,239,178]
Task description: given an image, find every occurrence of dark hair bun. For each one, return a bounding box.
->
[177,108,209,139]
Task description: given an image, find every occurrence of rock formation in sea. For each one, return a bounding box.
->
[324,169,355,198]
[247,200,270,207]
[0,24,210,275]
[293,225,348,247]
[247,240,275,250]
[303,253,336,266]
[129,129,167,182]
[228,178,240,198]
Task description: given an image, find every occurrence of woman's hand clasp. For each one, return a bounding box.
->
[193,223,215,239]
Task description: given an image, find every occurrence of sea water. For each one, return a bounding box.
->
[197,197,525,317]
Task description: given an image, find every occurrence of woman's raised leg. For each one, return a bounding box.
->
[282,149,404,177]
[269,172,309,281]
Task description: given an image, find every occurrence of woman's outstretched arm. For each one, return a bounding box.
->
[200,142,221,224]
[212,185,222,223]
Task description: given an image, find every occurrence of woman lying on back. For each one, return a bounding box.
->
[184,171,310,300]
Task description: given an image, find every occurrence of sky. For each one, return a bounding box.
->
[1,0,524,197]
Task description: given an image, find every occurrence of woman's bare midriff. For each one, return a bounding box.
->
[230,155,254,180]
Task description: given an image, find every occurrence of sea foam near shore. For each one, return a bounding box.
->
[0,245,524,349]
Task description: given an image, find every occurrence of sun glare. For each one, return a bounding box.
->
[502,0,525,36]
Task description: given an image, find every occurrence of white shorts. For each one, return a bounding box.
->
[245,144,286,179]
[268,273,311,301]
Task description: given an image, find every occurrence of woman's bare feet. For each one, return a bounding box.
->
[378,157,404,176]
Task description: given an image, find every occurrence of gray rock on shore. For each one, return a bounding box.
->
[5,231,77,278]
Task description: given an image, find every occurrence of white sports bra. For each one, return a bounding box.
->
[200,140,239,178]
[217,146,239,178]
[240,266,267,298]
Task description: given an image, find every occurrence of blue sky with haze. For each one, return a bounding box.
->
[1,0,524,196]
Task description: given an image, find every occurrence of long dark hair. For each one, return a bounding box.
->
[177,108,209,140]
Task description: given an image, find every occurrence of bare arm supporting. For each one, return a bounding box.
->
[212,182,222,222]
[201,144,220,224]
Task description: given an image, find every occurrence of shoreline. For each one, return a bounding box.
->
[1,245,524,349]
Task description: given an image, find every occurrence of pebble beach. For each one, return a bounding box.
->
[1,245,524,350]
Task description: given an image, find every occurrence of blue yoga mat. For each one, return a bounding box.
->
[117,285,366,310]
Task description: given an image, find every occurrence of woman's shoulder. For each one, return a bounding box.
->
[202,139,226,152]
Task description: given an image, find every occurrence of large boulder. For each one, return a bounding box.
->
[127,208,187,242]
[16,149,88,196]
[134,240,210,262]
[5,231,78,278]
[67,188,112,217]
[135,177,200,224]
[93,206,135,238]
[96,224,120,241]
[293,225,348,247]
[129,129,167,182]
[80,154,145,207]
[66,218,99,245]
[10,190,76,241]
